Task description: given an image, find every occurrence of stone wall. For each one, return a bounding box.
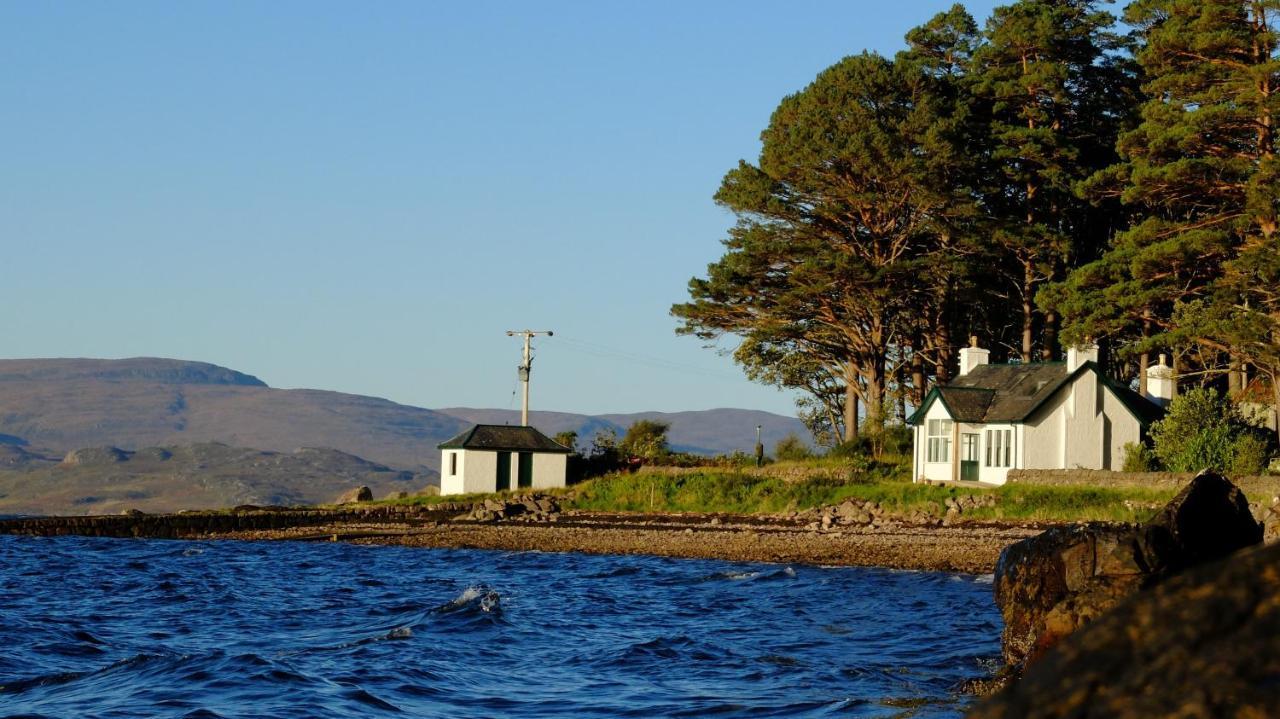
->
[1006,468,1280,497]
[0,504,472,539]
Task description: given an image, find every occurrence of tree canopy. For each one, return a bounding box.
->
[676,0,1280,445]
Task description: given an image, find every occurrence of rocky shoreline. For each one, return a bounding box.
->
[0,496,1042,573]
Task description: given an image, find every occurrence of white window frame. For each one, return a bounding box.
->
[449,452,458,476]
[985,429,1014,468]
[926,419,953,463]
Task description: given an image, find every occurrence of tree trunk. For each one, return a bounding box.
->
[1229,358,1244,396]
[1139,310,1153,396]
[1272,370,1280,446]
[935,309,954,384]
[1021,261,1035,363]
[842,361,859,443]
[1041,311,1058,361]
[863,361,886,440]
[911,345,926,407]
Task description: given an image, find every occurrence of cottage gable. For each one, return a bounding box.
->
[910,350,1165,486]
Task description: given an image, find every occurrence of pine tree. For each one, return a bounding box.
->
[672,53,965,440]
[973,0,1133,361]
[1053,0,1280,417]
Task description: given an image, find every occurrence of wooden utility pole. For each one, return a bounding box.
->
[506,329,553,426]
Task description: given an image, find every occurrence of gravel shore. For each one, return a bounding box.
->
[219,511,1042,573]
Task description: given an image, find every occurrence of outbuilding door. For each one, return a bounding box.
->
[496,452,511,491]
[517,452,533,488]
[960,434,980,481]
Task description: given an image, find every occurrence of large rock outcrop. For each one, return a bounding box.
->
[969,539,1280,718]
[993,471,1262,669]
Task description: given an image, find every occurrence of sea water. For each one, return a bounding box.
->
[0,535,1000,718]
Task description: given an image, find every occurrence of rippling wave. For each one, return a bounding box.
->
[0,536,1000,718]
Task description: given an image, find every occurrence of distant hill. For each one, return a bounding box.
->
[0,358,468,471]
[0,357,809,515]
[0,442,428,516]
[436,408,810,455]
[0,358,809,465]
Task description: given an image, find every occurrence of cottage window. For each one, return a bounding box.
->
[985,429,1013,468]
[449,452,458,476]
[926,419,952,462]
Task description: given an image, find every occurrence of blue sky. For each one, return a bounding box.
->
[3,0,1002,416]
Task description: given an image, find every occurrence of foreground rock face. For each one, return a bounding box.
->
[993,471,1261,668]
[969,539,1280,718]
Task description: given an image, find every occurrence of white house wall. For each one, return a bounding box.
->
[532,453,568,489]
[1099,382,1143,469]
[975,423,1017,485]
[1023,373,1144,472]
[440,450,468,495]
[1023,394,1065,470]
[440,449,568,495]
[916,401,956,483]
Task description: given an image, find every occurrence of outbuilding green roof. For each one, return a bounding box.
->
[437,424,573,453]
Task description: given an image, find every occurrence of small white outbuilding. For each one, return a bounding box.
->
[438,424,572,496]
[908,341,1169,485]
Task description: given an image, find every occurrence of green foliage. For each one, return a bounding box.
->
[568,465,921,516]
[567,463,1177,523]
[1229,433,1273,477]
[618,420,671,460]
[979,484,1175,523]
[1121,442,1158,473]
[773,434,812,462]
[1149,388,1274,474]
[1050,1,1280,407]
[552,431,579,452]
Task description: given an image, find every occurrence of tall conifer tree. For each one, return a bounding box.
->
[1052,0,1280,418]
[973,0,1132,361]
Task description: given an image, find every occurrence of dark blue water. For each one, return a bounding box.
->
[0,536,1000,718]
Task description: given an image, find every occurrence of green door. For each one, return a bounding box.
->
[496,451,511,491]
[960,434,980,481]
[517,452,533,488]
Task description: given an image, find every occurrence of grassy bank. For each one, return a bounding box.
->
[565,466,1178,523]
[371,456,1182,524]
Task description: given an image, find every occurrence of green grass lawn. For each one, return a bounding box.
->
[370,455,1182,524]
[564,465,1178,524]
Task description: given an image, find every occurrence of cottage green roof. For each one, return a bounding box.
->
[437,424,573,453]
[907,361,1164,426]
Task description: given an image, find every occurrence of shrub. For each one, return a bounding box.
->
[1230,432,1272,476]
[1121,442,1157,472]
[1150,388,1275,474]
[619,420,671,460]
[773,433,813,462]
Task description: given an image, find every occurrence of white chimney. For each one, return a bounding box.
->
[1066,342,1099,372]
[1145,354,1175,408]
[958,336,989,376]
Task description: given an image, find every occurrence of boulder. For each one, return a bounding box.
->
[993,471,1261,669]
[418,485,441,497]
[335,486,373,504]
[970,540,1280,719]
[385,491,409,501]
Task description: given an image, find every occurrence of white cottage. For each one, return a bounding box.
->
[908,342,1169,485]
[438,424,572,495]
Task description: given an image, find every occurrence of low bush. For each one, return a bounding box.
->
[1150,388,1276,474]
[1121,442,1157,472]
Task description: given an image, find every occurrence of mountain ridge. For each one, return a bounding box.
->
[0,358,807,465]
